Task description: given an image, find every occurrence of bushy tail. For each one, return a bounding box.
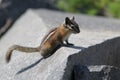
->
[6,45,39,63]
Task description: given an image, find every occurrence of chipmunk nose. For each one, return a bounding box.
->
[74,28,80,34]
[76,27,80,33]
[77,30,80,33]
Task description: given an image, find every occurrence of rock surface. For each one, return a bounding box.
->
[0,0,58,37]
[70,64,120,80]
[62,37,120,80]
[71,64,90,80]
[0,9,120,80]
[89,65,120,80]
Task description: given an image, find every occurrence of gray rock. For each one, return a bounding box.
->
[34,9,120,32]
[62,37,120,80]
[71,64,90,80]
[89,65,120,80]
[69,65,120,80]
[0,0,58,38]
[0,9,120,80]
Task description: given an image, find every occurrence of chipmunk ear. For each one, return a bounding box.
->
[65,17,71,25]
[71,16,75,20]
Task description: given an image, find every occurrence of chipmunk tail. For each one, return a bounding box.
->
[6,48,13,63]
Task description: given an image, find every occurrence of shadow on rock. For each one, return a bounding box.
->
[16,57,44,75]
[63,44,86,50]
[16,44,62,75]
[62,37,120,80]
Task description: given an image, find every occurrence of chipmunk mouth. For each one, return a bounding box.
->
[72,30,80,34]
[73,28,80,34]
[76,29,80,33]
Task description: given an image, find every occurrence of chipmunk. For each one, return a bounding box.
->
[6,16,80,63]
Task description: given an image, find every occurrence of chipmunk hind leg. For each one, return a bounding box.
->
[41,44,61,59]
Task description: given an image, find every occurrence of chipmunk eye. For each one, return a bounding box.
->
[71,26,74,29]
[71,25,75,29]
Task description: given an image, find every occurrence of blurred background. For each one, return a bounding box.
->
[0,0,120,38]
[57,0,120,18]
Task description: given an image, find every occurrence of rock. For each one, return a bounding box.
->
[62,37,120,80]
[0,9,7,28]
[0,0,58,38]
[69,65,120,80]
[0,9,120,80]
[34,9,120,32]
[89,65,120,80]
[71,64,90,80]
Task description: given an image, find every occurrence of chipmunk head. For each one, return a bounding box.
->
[64,16,80,33]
